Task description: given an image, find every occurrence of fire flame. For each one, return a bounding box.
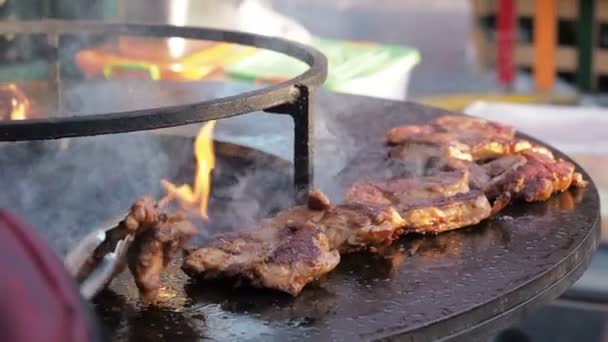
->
[1,84,30,120]
[10,97,27,120]
[160,120,217,220]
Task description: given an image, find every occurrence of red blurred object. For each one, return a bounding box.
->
[0,210,92,342]
[497,0,515,87]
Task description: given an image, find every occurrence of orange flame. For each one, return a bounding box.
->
[1,84,30,120]
[160,120,216,220]
[10,97,27,120]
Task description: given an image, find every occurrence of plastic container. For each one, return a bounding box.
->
[225,38,421,100]
[74,37,421,101]
[75,37,256,81]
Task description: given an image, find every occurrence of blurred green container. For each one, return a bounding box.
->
[225,38,421,100]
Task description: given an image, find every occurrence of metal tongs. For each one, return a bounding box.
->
[63,223,134,300]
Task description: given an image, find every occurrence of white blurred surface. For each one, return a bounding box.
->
[464,101,608,154]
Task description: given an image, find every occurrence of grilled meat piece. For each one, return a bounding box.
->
[316,204,405,252]
[386,116,588,196]
[399,191,492,234]
[77,196,163,282]
[446,155,527,198]
[503,156,554,202]
[251,223,340,295]
[386,116,532,161]
[128,216,198,304]
[505,155,578,201]
[482,155,528,178]
[184,228,273,280]
[344,184,492,234]
[286,192,404,253]
[572,171,589,188]
[403,157,515,216]
[490,192,512,216]
[78,197,198,304]
[256,191,406,253]
[385,124,436,144]
[182,222,340,296]
[346,170,470,206]
[183,115,588,297]
[433,115,515,139]
[96,196,162,257]
[386,142,455,177]
[527,152,575,192]
[511,154,567,202]
[182,190,406,294]
[345,174,492,235]
[307,189,332,210]
[388,130,475,161]
[440,158,492,191]
[480,151,585,202]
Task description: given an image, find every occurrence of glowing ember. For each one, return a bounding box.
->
[161,120,217,220]
[0,84,30,120]
[10,97,27,120]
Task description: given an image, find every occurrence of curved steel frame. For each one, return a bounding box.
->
[0,20,328,200]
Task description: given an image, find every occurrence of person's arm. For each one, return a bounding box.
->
[0,210,102,342]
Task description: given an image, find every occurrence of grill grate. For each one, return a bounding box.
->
[0,20,328,201]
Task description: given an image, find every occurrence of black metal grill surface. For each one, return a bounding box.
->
[0,78,600,341]
[96,92,600,341]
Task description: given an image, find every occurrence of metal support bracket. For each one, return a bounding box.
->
[265,85,313,204]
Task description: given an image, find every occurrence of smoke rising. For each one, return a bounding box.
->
[0,128,297,256]
[0,3,397,256]
[0,133,173,256]
[0,83,391,258]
